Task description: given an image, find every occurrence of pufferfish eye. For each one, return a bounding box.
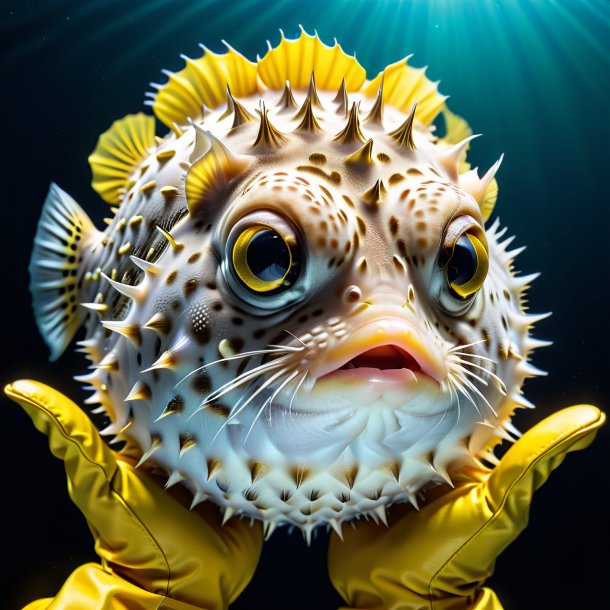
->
[446,233,488,299]
[232,225,300,292]
[225,211,303,303]
[438,215,489,307]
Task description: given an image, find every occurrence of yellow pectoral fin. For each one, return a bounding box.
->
[30,184,103,360]
[88,112,156,204]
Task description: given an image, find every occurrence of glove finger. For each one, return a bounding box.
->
[486,405,605,513]
[4,379,119,507]
[431,405,605,588]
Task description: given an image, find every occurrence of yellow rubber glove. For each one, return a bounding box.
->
[328,405,605,610]
[5,379,264,610]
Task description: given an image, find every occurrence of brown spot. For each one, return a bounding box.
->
[329,171,341,184]
[252,328,266,339]
[400,188,411,201]
[191,371,211,394]
[482,329,491,346]
[389,173,405,185]
[319,185,334,202]
[503,289,511,301]
[209,404,230,418]
[188,252,202,264]
[330,238,339,248]
[166,270,178,285]
[316,236,327,248]
[184,278,198,296]
[416,221,426,232]
[397,239,408,259]
[377,152,391,163]
[229,337,245,353]
[190,323,211,345]
[389,216,399,236]
[342,195,355,208]
[407,168,423,176]
[309,152,327,164]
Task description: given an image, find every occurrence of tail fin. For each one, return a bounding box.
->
[29,183,102,361]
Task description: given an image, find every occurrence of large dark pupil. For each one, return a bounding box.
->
[247,229,290,281]
[447,234,477,285]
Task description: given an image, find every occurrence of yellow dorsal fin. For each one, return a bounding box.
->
[152,43,258,128]
[441,106,473,173]
[257,28,366,91]
[88,113,156,205]
[362,57,447,125]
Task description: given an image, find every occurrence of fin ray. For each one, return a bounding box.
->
[257,29,366,92]
[29,184,102,361]
[362,58,446,125]
[152,46,258,128]
[88,113,156,205]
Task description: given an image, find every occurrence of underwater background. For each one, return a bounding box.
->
[1,0,609,608]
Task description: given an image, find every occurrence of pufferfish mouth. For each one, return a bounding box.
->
[312,318,446,387]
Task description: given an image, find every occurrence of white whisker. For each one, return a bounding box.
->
[202,357,292,406]
[210,368,290,444]
[448,339,486,353]
[451,357,507,394]
[452,370,498,419]
[449,351,497,364]
[449,372,484,423]
[282,329,308,348]
[174,347,297,388]
[289,372,308,416]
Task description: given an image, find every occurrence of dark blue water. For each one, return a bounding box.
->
[2,1,609,608]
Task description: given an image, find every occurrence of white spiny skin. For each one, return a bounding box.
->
[59,80,546,537]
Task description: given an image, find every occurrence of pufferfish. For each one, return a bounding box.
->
[29,29,548,540]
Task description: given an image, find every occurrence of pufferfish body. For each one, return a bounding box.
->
[29,30,547,538]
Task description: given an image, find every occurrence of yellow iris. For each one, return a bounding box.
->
[447,233,489,299]
[232,225,293,292]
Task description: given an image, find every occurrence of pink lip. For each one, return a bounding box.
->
[312,318,445,384]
